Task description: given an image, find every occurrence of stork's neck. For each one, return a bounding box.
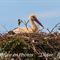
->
[30,19,38,31]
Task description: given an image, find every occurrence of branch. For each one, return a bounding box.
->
[50,23,60,33]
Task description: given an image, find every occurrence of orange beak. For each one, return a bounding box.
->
[32,16,44,28]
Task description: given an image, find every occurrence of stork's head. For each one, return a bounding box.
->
[29,15,44,28]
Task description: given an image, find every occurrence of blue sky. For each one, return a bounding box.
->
[0,0,60,33]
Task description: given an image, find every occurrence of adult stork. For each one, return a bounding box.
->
[13,15,44,33]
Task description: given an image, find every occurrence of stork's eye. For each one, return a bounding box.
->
[32,16,35,18]
[32,16,36,20]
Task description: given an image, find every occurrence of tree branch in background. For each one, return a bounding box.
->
[22,20,29,30]
[50,23,60,33]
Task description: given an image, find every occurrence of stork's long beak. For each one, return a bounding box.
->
[32,16,44,28]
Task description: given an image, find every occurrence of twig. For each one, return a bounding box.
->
[50,23,60,33]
